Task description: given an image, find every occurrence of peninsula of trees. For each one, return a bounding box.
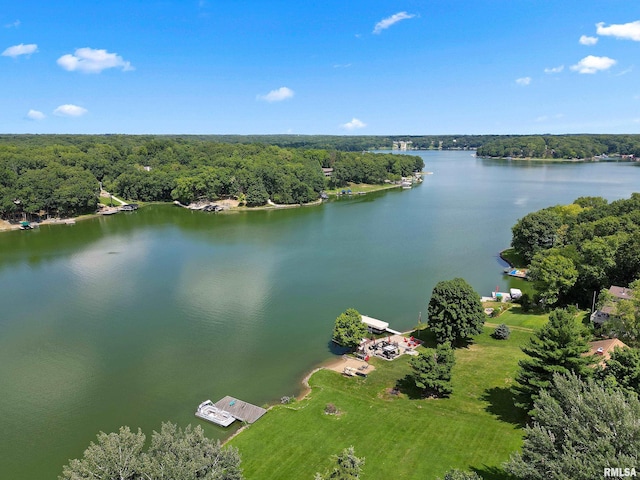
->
[0,136,423,220]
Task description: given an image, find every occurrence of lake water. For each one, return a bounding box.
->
[1,151,639,479]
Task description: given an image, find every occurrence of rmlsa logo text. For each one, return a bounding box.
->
[604,468,637,478]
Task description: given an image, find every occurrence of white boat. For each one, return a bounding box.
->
[195,400,236,427]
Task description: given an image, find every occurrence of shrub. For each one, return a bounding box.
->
[493,323,511,340]
[324,403,338,415]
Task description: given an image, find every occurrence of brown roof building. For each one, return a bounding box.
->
[587,338,629,365]
[609,286,633,300]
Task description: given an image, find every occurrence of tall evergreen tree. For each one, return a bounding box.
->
[512,309,594,412]
[410,343,456,397]
[506,373,640,480]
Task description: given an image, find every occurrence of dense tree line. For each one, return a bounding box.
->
[510,194,640,307]
[477,134,640,159]
[0,134,493,152]
[0,137,423,219]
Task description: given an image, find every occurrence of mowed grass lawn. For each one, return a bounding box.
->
[230,310,549,480]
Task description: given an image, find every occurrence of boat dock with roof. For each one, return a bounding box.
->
[195,396,267,427]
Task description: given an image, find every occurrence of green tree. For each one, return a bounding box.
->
[59,423,243,480]
[528,251,578,307]
[60,426,145,480]
[427,278,485,345]
[141,423,243,480]
[607,280,640,346]
[511,209,563,263]
[409,343,455,397]
[597,346,640,396]
[439,470,483,480]
[506,373,640,480]
[512,309,594,412]
[314,446,364,480]
[492,323,511,340]
[244,178,269,207]
[332,309,367,348]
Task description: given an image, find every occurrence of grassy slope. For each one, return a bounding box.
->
[324,183,400,195]
[230,310,549,480]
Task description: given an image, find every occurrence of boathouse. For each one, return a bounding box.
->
[361,315,389,334]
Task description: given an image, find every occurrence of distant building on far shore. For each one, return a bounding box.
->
[392,141,413,151]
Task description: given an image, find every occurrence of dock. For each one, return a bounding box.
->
[213,396,267,424]
[196,396,267,427]
[504,268,528,279]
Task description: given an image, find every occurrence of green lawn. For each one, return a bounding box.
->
[324,183,400,196]
[491,307,549,330]
[229,323,544,480]
[500,248,527,269]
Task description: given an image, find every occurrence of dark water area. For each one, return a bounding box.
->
[1,151,639,479]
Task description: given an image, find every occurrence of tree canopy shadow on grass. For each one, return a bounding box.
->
[481,387,527,427]
[395,374,426,400]
[411,326,476,349]
[410,327,438,348]
[471,465,517,480]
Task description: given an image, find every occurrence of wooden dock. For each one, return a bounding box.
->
[213,396,267,424]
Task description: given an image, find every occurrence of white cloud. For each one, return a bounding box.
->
[53,104,88,117]
[616,66,633,76]
[516,77,531,86]
[544,65,564,74]
[333,63,352,68]
[2,43,37,58]
[570,55,616,74]
[4,20,20,28]
[26,109,45,120]
[57,47,133,73]
[596,21,640,41]
[373,12,416,34]
[257,87,294,102]
[341,118,367,130]
[579,35,598,45]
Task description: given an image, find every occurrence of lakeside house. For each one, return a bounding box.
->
[587,338,629,366]
[591,285,634,326]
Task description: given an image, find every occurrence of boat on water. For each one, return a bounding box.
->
[195,400,236,427]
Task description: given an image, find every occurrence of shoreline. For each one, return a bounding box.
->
[222,326,421,445]
[0,183,405,233]
[498,249,515,268]
[0,212,101,233]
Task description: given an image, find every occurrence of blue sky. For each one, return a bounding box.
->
[1,1,639,135]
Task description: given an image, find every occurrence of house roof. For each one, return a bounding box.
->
[587,338,629,363]
[609,285,633,300]
[361,315,389,331]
